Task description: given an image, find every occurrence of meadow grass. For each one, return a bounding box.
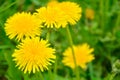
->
[0,0,120,80]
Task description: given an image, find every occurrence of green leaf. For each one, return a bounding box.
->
[3,50,22,80]
[115,30,120,39]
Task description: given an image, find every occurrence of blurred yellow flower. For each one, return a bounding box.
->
[59,1,82,25]
[12,37,56,74]
[85,8,94,20]
[35,1,67,28]
[62,43,94,69]
[5,12,41,41]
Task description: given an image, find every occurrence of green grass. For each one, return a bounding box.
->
[0,0,120,80]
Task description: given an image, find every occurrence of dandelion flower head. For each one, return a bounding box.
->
[85,8,94,20]
[59,1,82,25]
[62,43,94,69]
[35,1,68,28]
[5,12,41,41]
[12,37,56,74]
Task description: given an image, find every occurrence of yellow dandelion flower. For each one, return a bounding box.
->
[59,1,82,25]
[85,8,94,20]
[62,43,94,69]
[5,12,41,41]
[12,37,56,74]
[35,1,67,28]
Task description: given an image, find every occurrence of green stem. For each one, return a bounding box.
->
[32,72,44,80]
[46,30,50,40]
[88,63,94,80]
[85,19,92,32]
[48,67,53,80]
[115,12,120,29]
[0,45,10,49]
[113,11,120,33]
[113,0,117,5]
[46,29,54,80]
[23,74,30,80]
[99,0,104,29]
[66,26,79,80]
[39,71,44,80]
[104,0,109,29]
[105,0,109,13]
[54,54,58,80]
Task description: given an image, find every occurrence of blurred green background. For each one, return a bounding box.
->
[0,0,120,80]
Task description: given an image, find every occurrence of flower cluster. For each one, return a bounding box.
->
[35,1,82,28]
[4,0,94,74]
[5,1,82,41]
